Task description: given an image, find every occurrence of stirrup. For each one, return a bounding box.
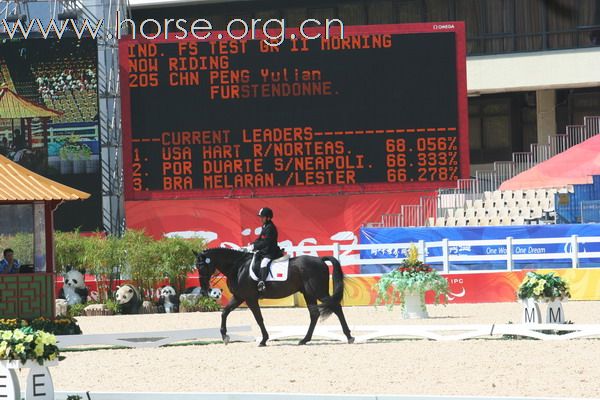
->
[257,281,266,292]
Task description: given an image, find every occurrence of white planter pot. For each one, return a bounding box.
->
[47,157,60,172]
[402,292,428,319]
[85,159,98,174]
[0,359,58,369]
[538,296,568,303]
[0,359,57,400]
[545,299,566,323]
[72,159,85,174]
[521,298,542,324]
[59,159,72,174]
[0,362,19,399]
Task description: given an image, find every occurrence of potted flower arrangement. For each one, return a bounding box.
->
[517,271,570,302]
[0,316,81,335]
[374,244,449,318]
[517,271,571,324]
[79,143,96,174]
[58,135,91,174]
[0,327,60,368]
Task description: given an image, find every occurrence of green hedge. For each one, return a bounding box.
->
[55,229,205,301]
[0,317,82,335]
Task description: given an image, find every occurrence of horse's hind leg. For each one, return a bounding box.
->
[332,304,355,344]
[246,298,269,346]
[299,295,319,345]
[221,295,244,344]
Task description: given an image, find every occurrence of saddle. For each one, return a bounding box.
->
[249,252,290,282]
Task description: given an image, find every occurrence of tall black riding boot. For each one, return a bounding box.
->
[257,263,270,292]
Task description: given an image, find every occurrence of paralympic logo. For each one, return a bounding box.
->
[446,277,466,301]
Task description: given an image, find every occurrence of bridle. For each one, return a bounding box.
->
[196,254,212,296]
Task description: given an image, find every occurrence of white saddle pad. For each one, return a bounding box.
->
[249,254,290,282]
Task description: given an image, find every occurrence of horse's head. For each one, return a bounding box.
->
[194,250,214,297]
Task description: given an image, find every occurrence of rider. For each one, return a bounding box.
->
[252,207,282,292]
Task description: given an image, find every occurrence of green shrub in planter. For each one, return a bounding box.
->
[180,296,220,312]
[0,317,81,335]
[29,317,82,335]
[104,298,122,314]
[67,303,87,318]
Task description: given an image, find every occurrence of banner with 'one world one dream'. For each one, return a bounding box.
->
[359,224,600,274]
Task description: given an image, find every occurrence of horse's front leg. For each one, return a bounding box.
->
[246,298,269,346]
[221,295,244,344]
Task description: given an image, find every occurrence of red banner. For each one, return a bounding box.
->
[427,272,525,304]
[297,273,525,306]
[125,191,431,274]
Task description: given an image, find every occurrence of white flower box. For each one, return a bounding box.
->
[0,359,59,369]
[0,359,58,400]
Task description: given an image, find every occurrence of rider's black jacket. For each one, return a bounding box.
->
[252,220,282,259]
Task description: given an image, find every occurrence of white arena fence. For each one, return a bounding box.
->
[282,234,600,274]
[46,393,583,400]
[55,323,600,348]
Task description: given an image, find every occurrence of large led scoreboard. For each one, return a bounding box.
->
[120,23,468,200]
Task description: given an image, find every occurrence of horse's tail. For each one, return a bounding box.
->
[318,256,344,319]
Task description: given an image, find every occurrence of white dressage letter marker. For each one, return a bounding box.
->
[0,365,20,400]
[546,300,565,324]
[522,298,541,324]
[26,366,54,400]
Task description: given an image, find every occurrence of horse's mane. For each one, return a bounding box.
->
[204,247,248,255]
[203,247,252,261]
[202,247,252,272]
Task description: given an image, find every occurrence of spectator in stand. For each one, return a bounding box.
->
[13,129,25,150]
[0,249,20,274]
[0,137,8,155]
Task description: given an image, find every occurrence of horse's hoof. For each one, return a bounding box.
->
[348,336,355,344]
[223,335,230,345]
[258,342,267,347]
[298,339,308,345]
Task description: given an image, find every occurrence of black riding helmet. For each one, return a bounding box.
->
[258,207,273,218]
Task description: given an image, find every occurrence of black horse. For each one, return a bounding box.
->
[194,248,354,346]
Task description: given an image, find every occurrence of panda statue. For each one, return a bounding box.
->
[183,286,222,299]
[115,284,143,314]
[158,285,179,313]
[58,267,89,305]
[208,288,222,300]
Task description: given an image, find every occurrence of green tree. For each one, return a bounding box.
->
[54,230,85,274]
[158,236,205,294]
[82,234,123,302]
[121,229,163,300]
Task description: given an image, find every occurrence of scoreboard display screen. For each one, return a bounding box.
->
[120,23,468,199]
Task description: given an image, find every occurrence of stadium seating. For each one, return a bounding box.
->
[31,60,97,123]
[368,115,599,229]
[427,188,560,227]
[1,48,97,125]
